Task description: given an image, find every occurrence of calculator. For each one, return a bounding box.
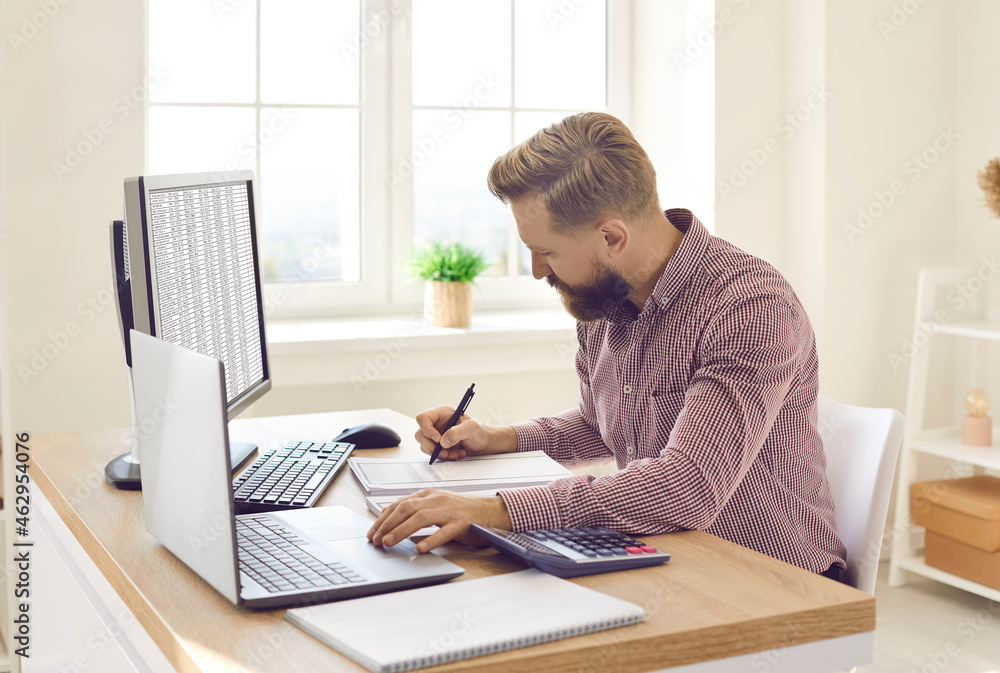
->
[469,524,670,578]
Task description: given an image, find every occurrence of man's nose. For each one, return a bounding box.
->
[531,251,551,280]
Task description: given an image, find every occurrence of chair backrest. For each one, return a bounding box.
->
[818,396,905,594]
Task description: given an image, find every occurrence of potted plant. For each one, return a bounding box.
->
[409,241,488,328]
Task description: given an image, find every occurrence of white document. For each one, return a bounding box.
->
[285,568,646,673]
[348,450,572,497]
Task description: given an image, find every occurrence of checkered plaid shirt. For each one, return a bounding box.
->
[498,210,847,574]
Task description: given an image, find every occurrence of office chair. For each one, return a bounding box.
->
[819,396,905,595]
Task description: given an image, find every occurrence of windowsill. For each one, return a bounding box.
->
[266,309,578,356]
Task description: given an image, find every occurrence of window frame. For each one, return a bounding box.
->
[145,0,632,320]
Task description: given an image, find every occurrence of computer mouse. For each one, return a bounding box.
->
[333,422,402,449]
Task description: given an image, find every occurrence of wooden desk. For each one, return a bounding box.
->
[32,409,874,673]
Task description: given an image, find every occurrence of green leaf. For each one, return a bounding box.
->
[408,241,489,283]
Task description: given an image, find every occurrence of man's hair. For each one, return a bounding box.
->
[487,112,660,231]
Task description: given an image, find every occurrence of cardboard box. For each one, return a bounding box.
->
[911,476,1000,552]
[925,532,1000,590]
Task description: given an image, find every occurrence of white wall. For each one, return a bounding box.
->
[3,0,144,435]
[955,0,1000,420]
[714,0,787,267]
[715,0,961,415]
[824,0,958,411]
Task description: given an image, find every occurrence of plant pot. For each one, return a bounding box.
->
[425,280,472,328]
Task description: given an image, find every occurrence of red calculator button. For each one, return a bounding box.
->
[640,545,658,553]
[625,546,643,554]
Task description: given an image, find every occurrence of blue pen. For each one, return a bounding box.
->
[428,383,476,464]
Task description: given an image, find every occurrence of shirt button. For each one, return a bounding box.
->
[622,384,632,394]
[626,445,635,457]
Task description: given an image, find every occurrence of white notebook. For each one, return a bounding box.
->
[348,450,572,497]
[285,569,645,673]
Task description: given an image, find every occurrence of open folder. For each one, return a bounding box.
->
[285,569,646,673]
[348,450,572,497]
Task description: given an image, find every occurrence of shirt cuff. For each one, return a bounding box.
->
[510,420,551,453]
[497,485,563,531]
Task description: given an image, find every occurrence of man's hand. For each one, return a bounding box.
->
[414,406,517,461]
[366,489,513,553]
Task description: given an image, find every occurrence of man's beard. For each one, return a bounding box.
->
[547,265,634,322]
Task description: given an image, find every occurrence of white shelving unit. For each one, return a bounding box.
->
[889,267,1000,601]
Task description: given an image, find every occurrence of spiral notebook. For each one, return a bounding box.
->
[284,569,645,673]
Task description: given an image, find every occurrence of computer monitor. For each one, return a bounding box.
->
[106,171,270,489]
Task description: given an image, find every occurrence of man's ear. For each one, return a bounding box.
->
[599,219,629,258]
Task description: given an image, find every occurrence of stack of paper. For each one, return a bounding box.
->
[348,450,572,497]
[285,568,646,673]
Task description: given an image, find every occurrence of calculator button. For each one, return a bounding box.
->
[640,545,658,553]
[595,549,614,557]
[625,546,643,554]
[610,548,629,555]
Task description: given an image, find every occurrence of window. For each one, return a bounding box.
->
[407,0,606,279]
[147,0,627,317]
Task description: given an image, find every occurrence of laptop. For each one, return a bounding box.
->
[130,330,464,609]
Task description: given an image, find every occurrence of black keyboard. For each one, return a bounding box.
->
[236,516,366,594]
[231,440,354,514]
[469,524,670,578]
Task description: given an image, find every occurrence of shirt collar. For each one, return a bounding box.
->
[603,209,709,324]
[644,209,709,315]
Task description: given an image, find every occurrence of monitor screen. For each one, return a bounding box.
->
[124,171,270,419]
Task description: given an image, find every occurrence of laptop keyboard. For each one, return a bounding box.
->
[236,516,367,594]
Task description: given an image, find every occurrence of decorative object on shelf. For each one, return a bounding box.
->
[962,388,992,447]
[977,157,1000,218]
[409,241,488,328]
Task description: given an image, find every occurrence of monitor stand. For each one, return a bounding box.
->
[104,441,257,490]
